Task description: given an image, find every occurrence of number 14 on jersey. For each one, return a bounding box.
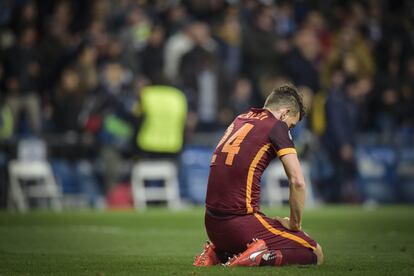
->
[211,123,254,166]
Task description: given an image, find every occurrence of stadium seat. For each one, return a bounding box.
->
[356,145,398,203]
[131,160,181,210]
[8,139,62,211]
[263,161,316,207]
[179,147,213,203]
[397,147,414,202]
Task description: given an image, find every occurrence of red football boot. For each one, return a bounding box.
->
[225,239,269,267]
[193,241,221,266]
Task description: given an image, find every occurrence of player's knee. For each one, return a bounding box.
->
[314,244,324,265]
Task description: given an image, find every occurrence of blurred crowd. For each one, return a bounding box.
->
[1,0,414,203]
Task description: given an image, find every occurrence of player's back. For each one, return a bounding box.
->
[206,108,296,215]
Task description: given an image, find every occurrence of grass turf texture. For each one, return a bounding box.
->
[0,206,413,275]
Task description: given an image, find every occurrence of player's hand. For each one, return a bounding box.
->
[274,216,301,232]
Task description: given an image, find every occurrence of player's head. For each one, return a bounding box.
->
[264,83,305,129]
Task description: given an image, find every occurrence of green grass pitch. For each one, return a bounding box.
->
[0,206,413,275]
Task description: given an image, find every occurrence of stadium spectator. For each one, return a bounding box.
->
[290,85,315,156]
[401,57,414,131]
[140,25,165,83]
[72,45,98,93]
[242,6,280,83]
[303,11,331,60]
[135,84,187,157]
[0,97,13,141]
[14,1,38,32]
[119,6,152,73]
[40,20,73,91]
[0,0,13,27]
[284,28,321,93]
[86,61,136,192]
[5,26,42,134]
[53,68,84,133]
[274,1,296,38]
[214,6,242,79]
[321,25,374,88]
[179,21,225,131]
[164,3,190,36]
[229,77,253,116]
[323,76,371,202]
[163,20,194,83]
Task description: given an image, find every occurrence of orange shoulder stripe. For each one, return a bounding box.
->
[276,147,297,157]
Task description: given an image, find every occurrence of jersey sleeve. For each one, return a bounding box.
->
[269,121,297,158]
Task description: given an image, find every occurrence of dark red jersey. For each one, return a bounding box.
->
[206,108,296,215]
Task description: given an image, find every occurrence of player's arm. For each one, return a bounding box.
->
[268,121,305,232]
[279,153,306,231]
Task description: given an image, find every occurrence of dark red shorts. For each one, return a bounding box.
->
[205,209,318,265]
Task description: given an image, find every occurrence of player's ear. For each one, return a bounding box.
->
[280,109,290,120]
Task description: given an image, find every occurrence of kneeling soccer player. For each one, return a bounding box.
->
[194,84,324,267]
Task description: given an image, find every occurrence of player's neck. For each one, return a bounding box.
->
[264,108,282,120]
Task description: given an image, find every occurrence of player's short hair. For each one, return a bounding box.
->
[264,83,305,121]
